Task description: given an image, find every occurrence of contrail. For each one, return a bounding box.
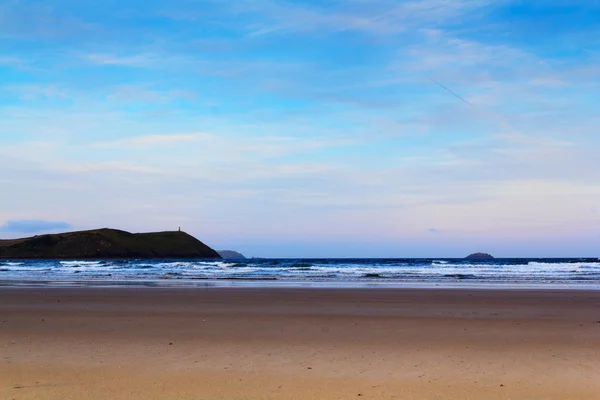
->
[428,76,474,107]
[428,76,520,136]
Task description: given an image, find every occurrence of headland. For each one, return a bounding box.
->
[0,228,221,259]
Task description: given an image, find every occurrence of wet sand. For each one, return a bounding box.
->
[1,287,599,399]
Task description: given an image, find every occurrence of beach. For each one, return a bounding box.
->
[1,287,599,399]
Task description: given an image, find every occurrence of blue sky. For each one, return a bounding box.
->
[1,0,599,257]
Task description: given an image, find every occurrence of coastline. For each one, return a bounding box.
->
[3,278,600,290]
[2,287,599,399]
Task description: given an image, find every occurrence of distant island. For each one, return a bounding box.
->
[465,252,495,260]
[0,228,221,259]
[217,250,247,260]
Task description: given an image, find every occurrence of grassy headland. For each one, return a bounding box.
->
[0,228,221,259]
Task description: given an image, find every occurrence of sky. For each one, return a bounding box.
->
[1,0,599,257]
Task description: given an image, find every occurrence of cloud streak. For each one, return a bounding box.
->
[0,220,72,234]
[227,0,502,37]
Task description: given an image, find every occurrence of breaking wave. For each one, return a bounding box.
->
[0,258,597,286]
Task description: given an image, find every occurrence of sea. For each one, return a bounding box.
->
[1,258,600,289]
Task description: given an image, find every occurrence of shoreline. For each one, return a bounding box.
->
[3,278,600,290]
[2,286,600,399]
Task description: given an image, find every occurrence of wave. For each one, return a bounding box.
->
[212,262,239,268]
[60,261,104,267]
[156,261,195,268]
[362,273,383,278]
[0,258,598,285]
[154,261,237,269]
[161,272,183,279]
[444,273,477,280]
[289,262,314,270]
[527,261,600,268]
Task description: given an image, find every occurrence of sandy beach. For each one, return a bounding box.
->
[1,287,599,399]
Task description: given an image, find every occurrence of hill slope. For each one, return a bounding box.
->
[0,229,221,259]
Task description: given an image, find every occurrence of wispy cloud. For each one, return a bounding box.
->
[230,0,501,37]
[0,3,98,39]
[0,220,71,234]
[5,84,70,101]
[107,85,196,103]
[0,56,33,70]
[84,53,158,67]
[93,133,213,148]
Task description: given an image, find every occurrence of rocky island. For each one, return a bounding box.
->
[0,228,221,259]
[465,252,495,260]
[217,250,247,260]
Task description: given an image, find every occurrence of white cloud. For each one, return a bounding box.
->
[125,133,210,145]
[85,53,157,67]
[0,56,31,70]
[107,85,196,103]
[5,84,69,101]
